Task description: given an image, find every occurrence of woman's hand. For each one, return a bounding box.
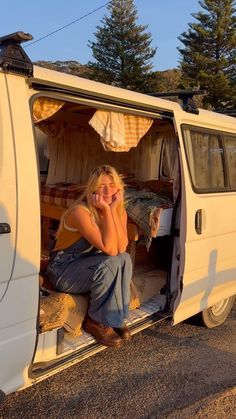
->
[91,193,110,211]
[110,190,123,210]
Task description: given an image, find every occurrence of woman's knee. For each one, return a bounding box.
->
[91,255,122,291]
[118,252,132,269]
[103,255,122,274]
[93,254,131,285]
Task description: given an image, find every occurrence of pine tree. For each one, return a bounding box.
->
[178,0,236,111]
[87,0,157,92]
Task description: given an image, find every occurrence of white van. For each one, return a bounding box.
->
[0,32,235,400]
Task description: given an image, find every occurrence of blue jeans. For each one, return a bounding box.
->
[46,239,132,328]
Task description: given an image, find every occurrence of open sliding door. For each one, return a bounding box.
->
[172,112,236,325]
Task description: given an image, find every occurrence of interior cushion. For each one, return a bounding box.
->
[39,279,140,337]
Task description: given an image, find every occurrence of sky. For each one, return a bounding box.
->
[0,0,201,71]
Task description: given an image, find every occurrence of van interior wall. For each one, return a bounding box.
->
[36,109,175,185]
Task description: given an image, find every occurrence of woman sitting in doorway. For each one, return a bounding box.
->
[46,165,132,348]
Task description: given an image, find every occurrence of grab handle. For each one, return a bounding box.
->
[195,210,202,235]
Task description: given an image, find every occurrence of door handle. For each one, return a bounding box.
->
[195,210,202,234]
[0,223,11,234]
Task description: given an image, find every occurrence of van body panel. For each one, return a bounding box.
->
[0,74,17,288]
[6,74,41,278]
[31,66,178,114]
[173,112,236,324]
[0,318,36,395]
[0,74,39,394]
[0,277,39,329]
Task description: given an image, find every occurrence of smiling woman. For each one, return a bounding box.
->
[95,176,118,205]
[46,165,132,347]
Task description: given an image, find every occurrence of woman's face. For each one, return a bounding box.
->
[95,174,119,204]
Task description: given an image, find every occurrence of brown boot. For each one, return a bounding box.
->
[83,316,123,348]
[113,325,131,342]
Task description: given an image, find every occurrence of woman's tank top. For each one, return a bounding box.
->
[53,205,91,251]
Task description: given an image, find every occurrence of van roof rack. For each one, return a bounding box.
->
[148,89,207,115]
[216,109,236,117]
[0,31,33,76]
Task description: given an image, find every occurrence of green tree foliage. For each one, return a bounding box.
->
[178,0,236,111]
[87,0,157,92]
[150,69,182,93]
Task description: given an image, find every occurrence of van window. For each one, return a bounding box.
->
[182,127,227,192]
[223,134,236,189]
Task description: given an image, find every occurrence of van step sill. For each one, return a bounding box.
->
[31,312,169,377]
[31,294,169,378]
[62,294,167,354]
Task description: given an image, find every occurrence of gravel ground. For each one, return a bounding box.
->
[0,305,235,418]
[165,387,236,418]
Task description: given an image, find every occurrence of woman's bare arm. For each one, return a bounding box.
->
[109,191,128,253]
[110,207,128,253]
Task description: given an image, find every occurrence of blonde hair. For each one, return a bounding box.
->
[58,165,125,234]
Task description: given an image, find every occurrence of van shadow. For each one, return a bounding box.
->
[184,249,218,326]
[174,248,236,320]
[200,249,217,311]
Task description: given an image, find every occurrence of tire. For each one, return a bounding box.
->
[199,295,235,328]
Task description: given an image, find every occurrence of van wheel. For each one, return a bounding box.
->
[199,296,235,328]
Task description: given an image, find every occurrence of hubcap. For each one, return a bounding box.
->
[211,298,229,316]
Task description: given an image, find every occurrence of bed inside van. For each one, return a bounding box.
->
[32,96,180,368]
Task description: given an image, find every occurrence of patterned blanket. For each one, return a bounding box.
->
[41,183,84,208]
[125,188,173,249]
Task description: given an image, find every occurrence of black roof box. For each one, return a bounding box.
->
[0,31,33,76]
